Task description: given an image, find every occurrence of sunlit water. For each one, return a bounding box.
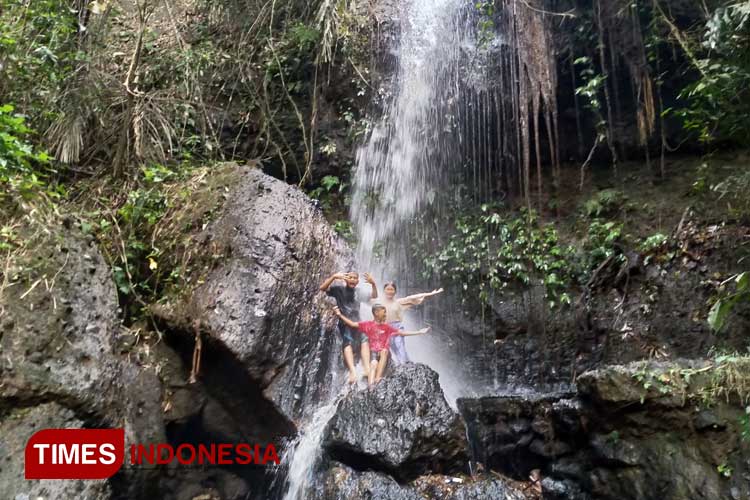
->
[280,0,495,497]
[278,385,346,500]
[352,0,490,404]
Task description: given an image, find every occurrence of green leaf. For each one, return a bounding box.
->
[707,298,732,331]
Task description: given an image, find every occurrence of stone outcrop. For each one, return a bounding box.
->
[0,223,164,500]
[459,361,750,500]
[153,165,352,424]
[324,363,469,479]
[311,462,531,500]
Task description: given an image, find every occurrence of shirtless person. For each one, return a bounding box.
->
[319,271,377,383]
[334,303,429,386]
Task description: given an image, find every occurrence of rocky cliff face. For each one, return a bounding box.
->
[153,165,352,423]
[309,363,532,500]
[0,220,164,499]
[3,165,747,500]
[0,165,355,500]
[324,363,468,478]
[460,361,750,500]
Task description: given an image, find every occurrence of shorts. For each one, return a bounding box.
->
[339,322,367,349]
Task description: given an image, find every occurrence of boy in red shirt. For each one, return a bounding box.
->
[333,303,429,386]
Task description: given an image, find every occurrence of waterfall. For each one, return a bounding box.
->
[351,0,495,401]
[280,1,505,497]
[278,387,345,500]
[352,0,473,271]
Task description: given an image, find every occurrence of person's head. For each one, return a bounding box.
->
[345,272,360,288]
[383,281,397,299]
[371,303,387,322]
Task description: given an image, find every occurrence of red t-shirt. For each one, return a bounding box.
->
[358,321,399,352]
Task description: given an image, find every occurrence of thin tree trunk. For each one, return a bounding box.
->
[596,0,618,177]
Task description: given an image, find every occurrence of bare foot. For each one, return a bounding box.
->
[347,372,357,384]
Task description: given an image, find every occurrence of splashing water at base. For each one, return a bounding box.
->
[278,384,347,500]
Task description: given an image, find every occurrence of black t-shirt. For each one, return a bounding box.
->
[326,284,362,321]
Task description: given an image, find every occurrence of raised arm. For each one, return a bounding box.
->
[320,271,348,292]
[333,307,359,329]
[364,272,378,299]
[397,288,444,307]
[395,326,430,336]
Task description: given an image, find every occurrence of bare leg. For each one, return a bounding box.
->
[368,356,378,386]
[375,350,389,383]
[343,345,357,384]
[360,341,371,381]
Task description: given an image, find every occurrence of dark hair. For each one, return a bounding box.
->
[371,303,386,312]
[383,281,397,292]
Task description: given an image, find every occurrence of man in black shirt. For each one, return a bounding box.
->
[320,271,378,383]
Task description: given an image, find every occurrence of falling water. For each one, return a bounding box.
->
[352,0,472,270]
[351,0,500,400]
[279,387,345,500]
[280,1,524,497]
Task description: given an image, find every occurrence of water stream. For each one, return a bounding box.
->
[280,0,497,497]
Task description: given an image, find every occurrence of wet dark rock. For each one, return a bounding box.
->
[459,362,749,500]
[312,462,531,500]
[152,165,351,424]
[541,477,590,500]
[324,363,469,479]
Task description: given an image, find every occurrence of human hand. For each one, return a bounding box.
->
[332,306,342,317]
[363,272,376,285]
[431,288,444,296]
[418,327,431,335]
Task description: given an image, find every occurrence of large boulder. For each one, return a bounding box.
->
[324,363,469,478]
[0,222,164,499]
[153,165,351,423]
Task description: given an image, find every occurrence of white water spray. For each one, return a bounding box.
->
[279,388,344,500]
[351,0,487,404]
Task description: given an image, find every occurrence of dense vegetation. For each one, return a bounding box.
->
[0,0,748,342]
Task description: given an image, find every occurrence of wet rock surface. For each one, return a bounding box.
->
[324,363,469,479]
[312,462,532,500]
[459,361,750,500]
[153,165,351,424]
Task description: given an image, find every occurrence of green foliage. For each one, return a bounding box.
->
[333,220,353,240]
[475,1,496,47]
[582,189,627,218]
[0,1,80,112]
[717,463,733,478]
[423,207,574,307]
[708,272,749,332]
[86,162,212,303]
[309,174,346,213]
[741,410,750,441]
[574,57,608,143]
[711,169,750,221]
[0,104,57,207]
[632,352,750,406]
[584,220,623,271]
[675,2,750,144]
[640,232,669,253]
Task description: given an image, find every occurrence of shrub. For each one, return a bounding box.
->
[423,207,574,307]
